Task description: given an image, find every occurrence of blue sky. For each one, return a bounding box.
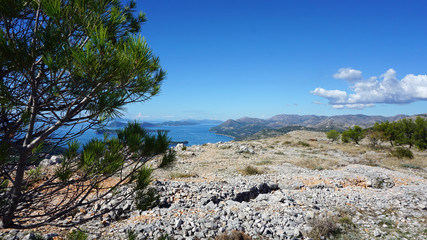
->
[124,0,427,121]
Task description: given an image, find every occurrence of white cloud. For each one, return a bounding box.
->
[310,88,347,103]
[312,68,427,109]
[345,103,375,109]
[332,105,344,109]
[333,67,363,82]
[332,103,374,109]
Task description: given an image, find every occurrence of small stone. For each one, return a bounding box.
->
[293,228,302,237]
[194,232,205,239]
[175,219,184,229]
[306,211,315,219]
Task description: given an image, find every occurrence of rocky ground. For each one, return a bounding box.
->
[1,131,427,239]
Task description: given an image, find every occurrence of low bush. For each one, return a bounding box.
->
[401,163,422,169]
[307,215,341,240]
[66,229,88,240]
[297,141,310,147]
[390,147,414,159]
[240,166,263,175]
[170,172,198,178]
[26,166,42,184]
[127,229,137,240]
[326,130,340,142]
[338,216,356,229]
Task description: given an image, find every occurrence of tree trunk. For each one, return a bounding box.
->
[2,149,29,228]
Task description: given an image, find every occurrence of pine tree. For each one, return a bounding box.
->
[414,117,427,150]
[0,0,170,228]
[341,126,365,145]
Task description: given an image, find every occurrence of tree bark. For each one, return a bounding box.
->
[2,149,29,228]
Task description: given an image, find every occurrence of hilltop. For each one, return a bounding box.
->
[210,114,423,140]
[4,130,426,239]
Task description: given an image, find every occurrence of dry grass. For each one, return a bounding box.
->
[306,211,361,240]
[215,230,252,240]
[150,130,427,180]
[307,214,341,240]
[296,141,310,147]
[389,147,414,159]
[295,157,339,170]
[356,147,427,176]
[169,172,198,179]
[239,165,264,175]
[254,160,273,165]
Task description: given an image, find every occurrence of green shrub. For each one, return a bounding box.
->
[401,163,421,169]
[127,229,137,240]
[390,147,414,159]
[297,141,310,147]
[66,229,88,240]
[326,130,340,142]
[26,166,42,183]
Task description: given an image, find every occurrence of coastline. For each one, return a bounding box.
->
[209,130,235,140]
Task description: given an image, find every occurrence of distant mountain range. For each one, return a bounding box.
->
[107,119,223,128]
[210,114,426,140]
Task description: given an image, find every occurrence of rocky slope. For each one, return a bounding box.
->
[1,131,427,240]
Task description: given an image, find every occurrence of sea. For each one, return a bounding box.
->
[74,123,233,146]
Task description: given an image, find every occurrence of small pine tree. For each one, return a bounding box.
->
[414,117,427,150]
[326,130,340,142]
[396,118,416,148]
[341,126,365,144]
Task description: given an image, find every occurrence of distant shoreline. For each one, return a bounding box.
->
[210,131,235,140]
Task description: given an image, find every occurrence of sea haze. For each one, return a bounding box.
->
[73,120,233,146]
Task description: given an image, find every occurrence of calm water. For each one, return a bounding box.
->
[74,124,233,146]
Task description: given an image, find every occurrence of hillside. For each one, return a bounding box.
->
[6,130,426,239]
[210,114,415,140]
